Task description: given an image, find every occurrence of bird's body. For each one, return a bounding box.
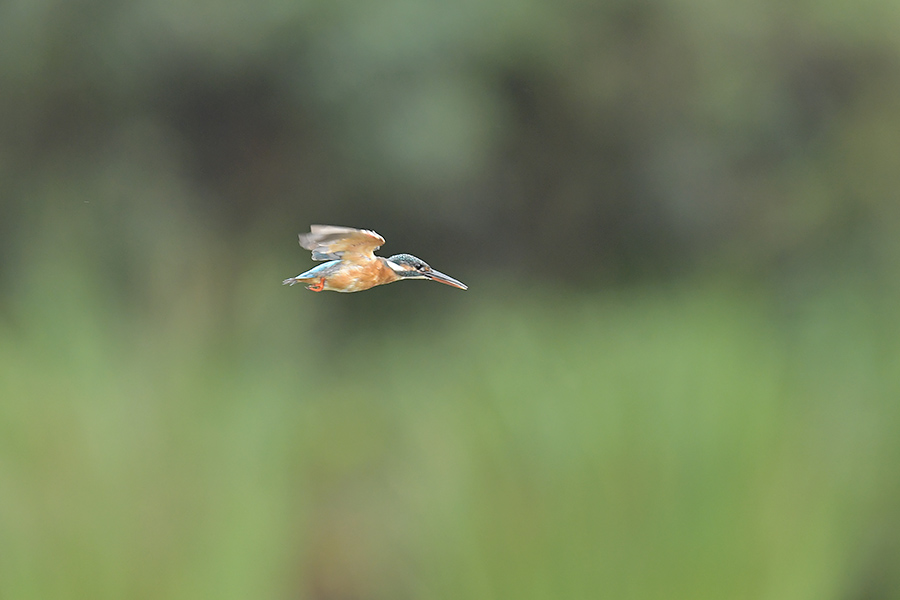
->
[287,257,400,293]
[283,225,467,293]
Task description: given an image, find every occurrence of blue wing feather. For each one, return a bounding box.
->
[283,260,342,285]
[292,260,341,280]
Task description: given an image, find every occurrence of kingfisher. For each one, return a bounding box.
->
[283,225,468,293]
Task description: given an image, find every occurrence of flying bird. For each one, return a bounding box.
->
[283,225,467,293]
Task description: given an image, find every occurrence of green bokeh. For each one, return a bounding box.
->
[2,0,900,597]
[2,241,899,597]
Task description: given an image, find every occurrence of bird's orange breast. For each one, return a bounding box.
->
[325,259,399,292]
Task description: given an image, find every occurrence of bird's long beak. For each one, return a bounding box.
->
[424,268,468,290]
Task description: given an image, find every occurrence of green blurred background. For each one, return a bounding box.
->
[2,0,900,598]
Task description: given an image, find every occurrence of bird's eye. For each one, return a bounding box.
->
[417,264,427,271]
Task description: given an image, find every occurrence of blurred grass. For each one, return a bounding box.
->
[1,241,899,600]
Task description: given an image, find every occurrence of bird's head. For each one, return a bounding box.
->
[385,254,467,290]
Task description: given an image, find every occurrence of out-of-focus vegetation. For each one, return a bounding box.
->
[3,273,900,599]
[4,0,900,278]
[2,0,900,598]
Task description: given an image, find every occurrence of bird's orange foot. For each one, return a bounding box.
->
[307,278,326,292]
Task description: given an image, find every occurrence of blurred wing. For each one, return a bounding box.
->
[298,225,385,262]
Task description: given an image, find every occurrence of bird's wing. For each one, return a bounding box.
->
[298,225,386,262]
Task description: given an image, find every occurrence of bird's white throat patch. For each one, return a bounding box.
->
[386,260,406,273]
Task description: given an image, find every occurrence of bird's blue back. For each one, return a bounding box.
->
[294,260,342,280]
